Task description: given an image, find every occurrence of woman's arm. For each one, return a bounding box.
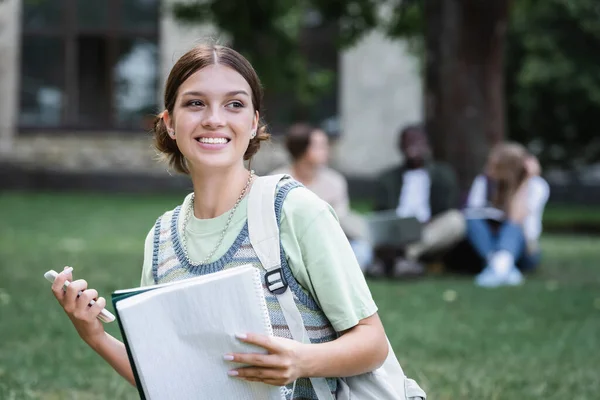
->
[507,155,542,223]
[466,175,487,209]
[88,333,136,386]
[507,178,530,223]
[226,188,390,386]
[524,177,550,238]
[51,268,135,387]
[296,313,388,377]
[227,313,388,386]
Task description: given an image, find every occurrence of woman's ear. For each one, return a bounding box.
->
[162,110,176,139]
[253,110,259,131]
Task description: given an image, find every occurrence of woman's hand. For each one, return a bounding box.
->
[51,266,107,346]
[225,333,307,386]
[226,314,387,385]
[524,155,541,177]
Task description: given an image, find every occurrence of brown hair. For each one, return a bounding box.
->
[285,122,317,161]
[153,44,270,174]
[487,142,529,210]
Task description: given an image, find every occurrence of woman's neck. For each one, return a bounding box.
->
[189,164,251,219]
[292,160,319,186]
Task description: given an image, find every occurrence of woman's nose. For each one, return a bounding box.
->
[201,107,225,128]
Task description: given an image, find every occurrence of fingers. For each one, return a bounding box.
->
[238,376,285,386]
[226,352,280,368]
[72,288,98,320]
[231,367,293,386]
[51,266,73,299]
[88,296,107,320]
[51,266,105,323]
[87,297,106,320]
[236,333,280,353]
[239,377,287,386]
[226,334,300,386]
[231,367,282,380]
[77,288,98,309]
[63,279,88,312]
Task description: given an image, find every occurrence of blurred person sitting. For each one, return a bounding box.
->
[464,142,550,287]
[272,123,374,270]
[371,124,465,277]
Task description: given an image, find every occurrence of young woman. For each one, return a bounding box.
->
[465,142,550,287]
[50,44,388,398]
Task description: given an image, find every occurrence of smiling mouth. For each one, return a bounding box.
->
[195,137,231,144]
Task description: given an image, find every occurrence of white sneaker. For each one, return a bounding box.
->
[475,265,524,287]
[365,260,387,278]
[505,266,524,286]
[475,266,505,288]
[393,258,425,278]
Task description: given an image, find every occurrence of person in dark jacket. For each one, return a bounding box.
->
[370,124,465,277]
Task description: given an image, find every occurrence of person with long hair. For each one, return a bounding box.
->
[48,44,392,398]
[465,142,550,287]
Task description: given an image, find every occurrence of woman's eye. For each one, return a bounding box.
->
[226,101,244,109]
[187,100,204,107]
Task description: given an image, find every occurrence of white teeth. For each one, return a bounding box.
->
[198,137,228,144]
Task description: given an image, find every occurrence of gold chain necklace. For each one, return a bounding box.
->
[180,170,254,266]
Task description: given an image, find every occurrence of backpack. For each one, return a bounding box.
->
[247,174,427,400]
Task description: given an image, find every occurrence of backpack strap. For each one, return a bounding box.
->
[247,174,285,282]
[248,174,334,400]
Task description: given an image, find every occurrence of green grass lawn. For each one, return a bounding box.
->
[1,192,599,399]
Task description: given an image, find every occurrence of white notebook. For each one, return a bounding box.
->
[113,265,285,400]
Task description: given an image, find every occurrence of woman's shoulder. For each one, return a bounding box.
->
[278,181,332,225]
[280,180,329,210]
[320,167,347,184]
[152,192,193,229]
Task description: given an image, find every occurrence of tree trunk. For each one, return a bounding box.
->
[424,0,510,196]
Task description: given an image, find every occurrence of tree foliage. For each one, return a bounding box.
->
[506,0,600,168]
[172,0,379,106]
[172,0,600,169]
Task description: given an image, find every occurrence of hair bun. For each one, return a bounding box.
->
[244,124,270,160]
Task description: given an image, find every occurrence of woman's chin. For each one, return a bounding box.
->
[187,153,242,171]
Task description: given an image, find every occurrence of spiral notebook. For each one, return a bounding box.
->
[112,265,285,400]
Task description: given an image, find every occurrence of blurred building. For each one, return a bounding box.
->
[0,0,421,187]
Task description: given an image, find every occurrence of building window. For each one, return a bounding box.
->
[19,0,159,131]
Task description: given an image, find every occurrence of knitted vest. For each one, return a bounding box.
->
[151,181,338,399]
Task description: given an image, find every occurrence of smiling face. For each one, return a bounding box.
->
[163,64,259,172]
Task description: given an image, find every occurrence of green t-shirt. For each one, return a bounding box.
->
[140,185,377,332]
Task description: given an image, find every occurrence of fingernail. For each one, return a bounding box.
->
[64,267,73,274]
[227,370,239,376]
[223,354,234,361]
[235,333,247,340]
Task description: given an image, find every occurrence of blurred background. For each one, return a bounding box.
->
[1,0,599,399]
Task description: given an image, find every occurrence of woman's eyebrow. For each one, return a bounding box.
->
[181,90,250,97]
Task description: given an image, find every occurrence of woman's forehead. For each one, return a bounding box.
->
[179,64,251,95]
